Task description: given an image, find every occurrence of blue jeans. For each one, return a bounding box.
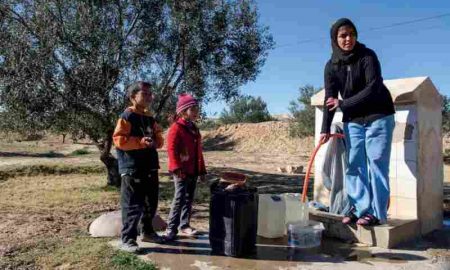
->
[343,115,395,224]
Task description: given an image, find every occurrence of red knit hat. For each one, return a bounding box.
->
[176,93,198,114]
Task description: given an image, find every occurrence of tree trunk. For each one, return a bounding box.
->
[98,131,121,187]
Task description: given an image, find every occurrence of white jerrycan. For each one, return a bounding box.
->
[257,194,286,238]
[283,193,309,226]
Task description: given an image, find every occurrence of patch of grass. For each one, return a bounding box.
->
[41,150,64,157]
[0,142,54,154]
[35,236,156,270]
[0,160,161,270]
[70,148,90,156]
[0,238,60,270]
[20,133,45,141]
[196,182,211,204]
[0,173,119,211]
[37,236,158,270]
[0,172,126,269]
[158,176,210,204]
[111,251,157,270]
[159,180,175,202]
[101,184,121,192]
[38,237,112,269]
[0,164,105,181]
[0,163,188,269]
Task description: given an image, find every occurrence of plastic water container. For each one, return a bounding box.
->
[283,193,309,225]
[287,220,324,248]
[257,194,286,238]
[209,182,258,257]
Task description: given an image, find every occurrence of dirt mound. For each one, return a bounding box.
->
[201,121,314,155]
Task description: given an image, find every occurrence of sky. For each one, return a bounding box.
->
[203,0,450,116]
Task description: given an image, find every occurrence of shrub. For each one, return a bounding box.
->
[289,85,320,138]
[219,95,272,124]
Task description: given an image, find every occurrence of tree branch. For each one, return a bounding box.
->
[3,6,101,124]
[4,6,37,38]
[154,25,189,117]
[154,49,182,116]
[115,6,141,63]
[155,69,184,117]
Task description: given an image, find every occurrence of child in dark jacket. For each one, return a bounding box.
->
[164,93,206,241]
[113,81,165,253]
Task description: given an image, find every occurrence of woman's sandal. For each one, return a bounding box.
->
[342,207,358,224]
[356,214,380,226]
[342,212,358,224]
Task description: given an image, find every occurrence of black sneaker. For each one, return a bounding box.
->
[141,232,165,244]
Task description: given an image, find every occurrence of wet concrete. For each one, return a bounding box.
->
[109,232,449,270]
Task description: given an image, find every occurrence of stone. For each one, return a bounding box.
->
[89,210,167,237]
[292,166,303,174]
[285,165,303,174]
[309,209,420,248]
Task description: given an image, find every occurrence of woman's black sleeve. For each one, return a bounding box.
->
[321,61,339,133]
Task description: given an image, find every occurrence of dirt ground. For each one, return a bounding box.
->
[0,123,449,269]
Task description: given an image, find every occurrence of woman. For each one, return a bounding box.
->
[320,18,395,226]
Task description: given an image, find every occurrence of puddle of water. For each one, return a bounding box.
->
[134,233,428,270]
[204,236,423,264]
[317,239,411,264]
[344,251,427,264]
[255,236,427,264]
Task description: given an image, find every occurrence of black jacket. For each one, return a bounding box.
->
[115,109,160,175]
[321,46,395,133]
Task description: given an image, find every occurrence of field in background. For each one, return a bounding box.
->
[0,122,449,269]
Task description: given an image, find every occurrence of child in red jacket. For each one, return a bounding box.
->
[164,93,206,241]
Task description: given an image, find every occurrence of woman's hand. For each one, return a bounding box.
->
[326,97,340,111]
[320,133,331,144]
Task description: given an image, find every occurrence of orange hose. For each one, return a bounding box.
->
[301,133,345,203]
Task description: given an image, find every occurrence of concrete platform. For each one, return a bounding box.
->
[108,232,445,270]
[310,210,420,248]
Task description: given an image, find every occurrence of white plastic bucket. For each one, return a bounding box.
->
[287,220,324,248]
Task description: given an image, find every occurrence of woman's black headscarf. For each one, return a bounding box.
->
[330,18,365,64]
